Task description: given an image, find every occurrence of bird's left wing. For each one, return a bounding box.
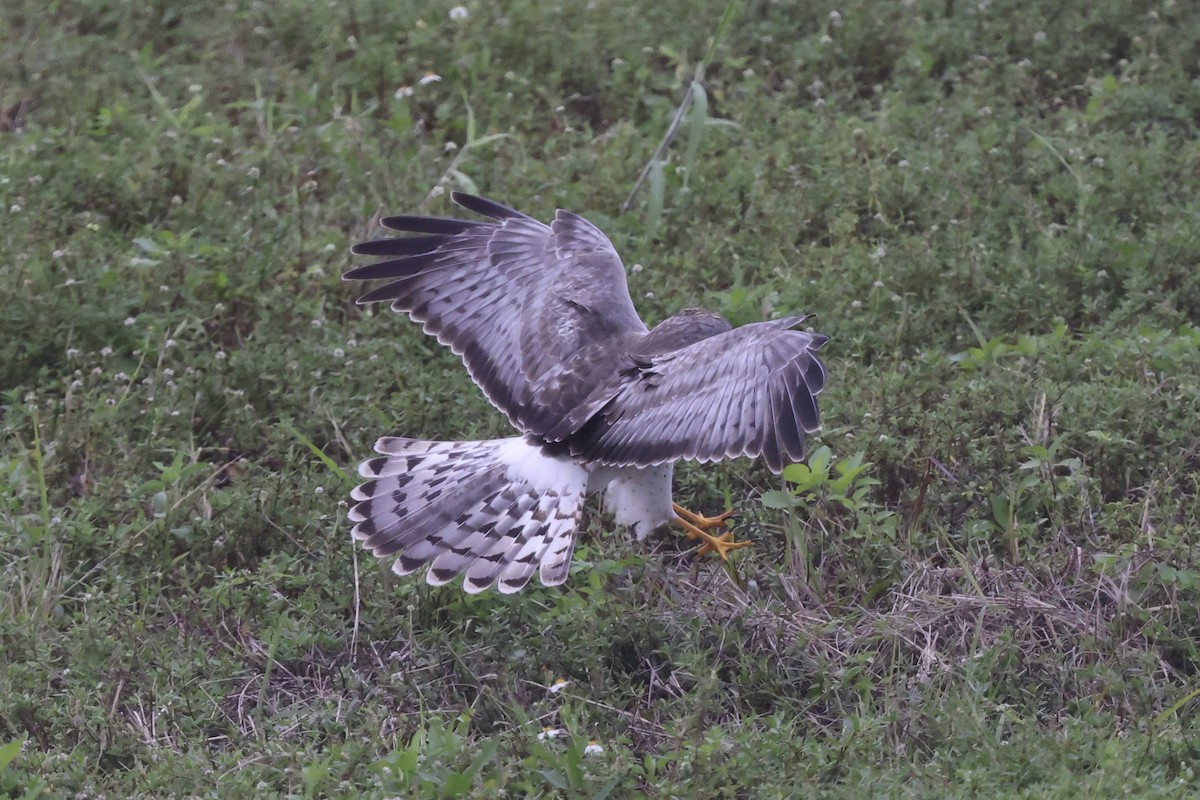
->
[345,193,648,435]
[569,317,829,473]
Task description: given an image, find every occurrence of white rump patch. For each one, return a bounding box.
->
[497,437,588,493]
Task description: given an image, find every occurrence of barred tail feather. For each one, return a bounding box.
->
[348,436,589,594]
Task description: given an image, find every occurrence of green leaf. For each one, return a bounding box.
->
[442,771,471,797]
[133,236,165,254]
[281,421,352,483]
[807,446,832,478]
[682,81,708,189]
[760,490,796,510]
[646,159,666,238]
[781,462,813,485]
[0,738,23,773]
[463,739,498,782]
[990,495,1011,529]
[538,768,569,790]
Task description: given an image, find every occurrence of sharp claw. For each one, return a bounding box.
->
[695,531,753,560]
[673,503,737,531]
[674,506,750,560]
[682,524,751,560]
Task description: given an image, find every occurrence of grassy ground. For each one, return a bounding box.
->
[3,0,1200,796]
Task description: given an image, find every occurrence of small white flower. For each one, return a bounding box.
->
[315,486,324,495]
[583,741,604,756]
[333,348,345,358]
[100,346,114,357]
[52,249,67,259]
[538,728,565,741]
[548,678,571,694]
[67,348,80,359]
[829,10,843,26]
[419,72,442,86]
[819,34,833,45]
[871,246,886,263]
[897,159,909,168]
[114,372,128,382]
[215,350,227,361]
[395,86,414,99]
[124,316,136,326]
[449,5,468,21]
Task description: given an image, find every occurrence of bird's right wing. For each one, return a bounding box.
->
[569,317,829,473]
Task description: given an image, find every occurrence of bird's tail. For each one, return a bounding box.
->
[348,436,589,594]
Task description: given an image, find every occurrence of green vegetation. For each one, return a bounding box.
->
[3,0,1199,795]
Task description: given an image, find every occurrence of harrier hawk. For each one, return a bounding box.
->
[345,193,828,594]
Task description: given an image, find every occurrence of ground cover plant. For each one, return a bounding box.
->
[2,0,1199,796]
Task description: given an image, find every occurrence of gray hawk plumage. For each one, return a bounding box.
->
[344,193,828,594]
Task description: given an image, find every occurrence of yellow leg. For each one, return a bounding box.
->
[672,503,749,560]
[672,503,736,530]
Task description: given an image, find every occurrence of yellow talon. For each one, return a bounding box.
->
[672,503,750,561]
[672,502,736,531]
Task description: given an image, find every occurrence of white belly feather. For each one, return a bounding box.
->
[586,462,675,541]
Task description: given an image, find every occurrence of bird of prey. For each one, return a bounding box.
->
[344,193,828,594]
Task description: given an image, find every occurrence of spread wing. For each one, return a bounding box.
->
[345,193,648,435]
[569,317,829,473]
